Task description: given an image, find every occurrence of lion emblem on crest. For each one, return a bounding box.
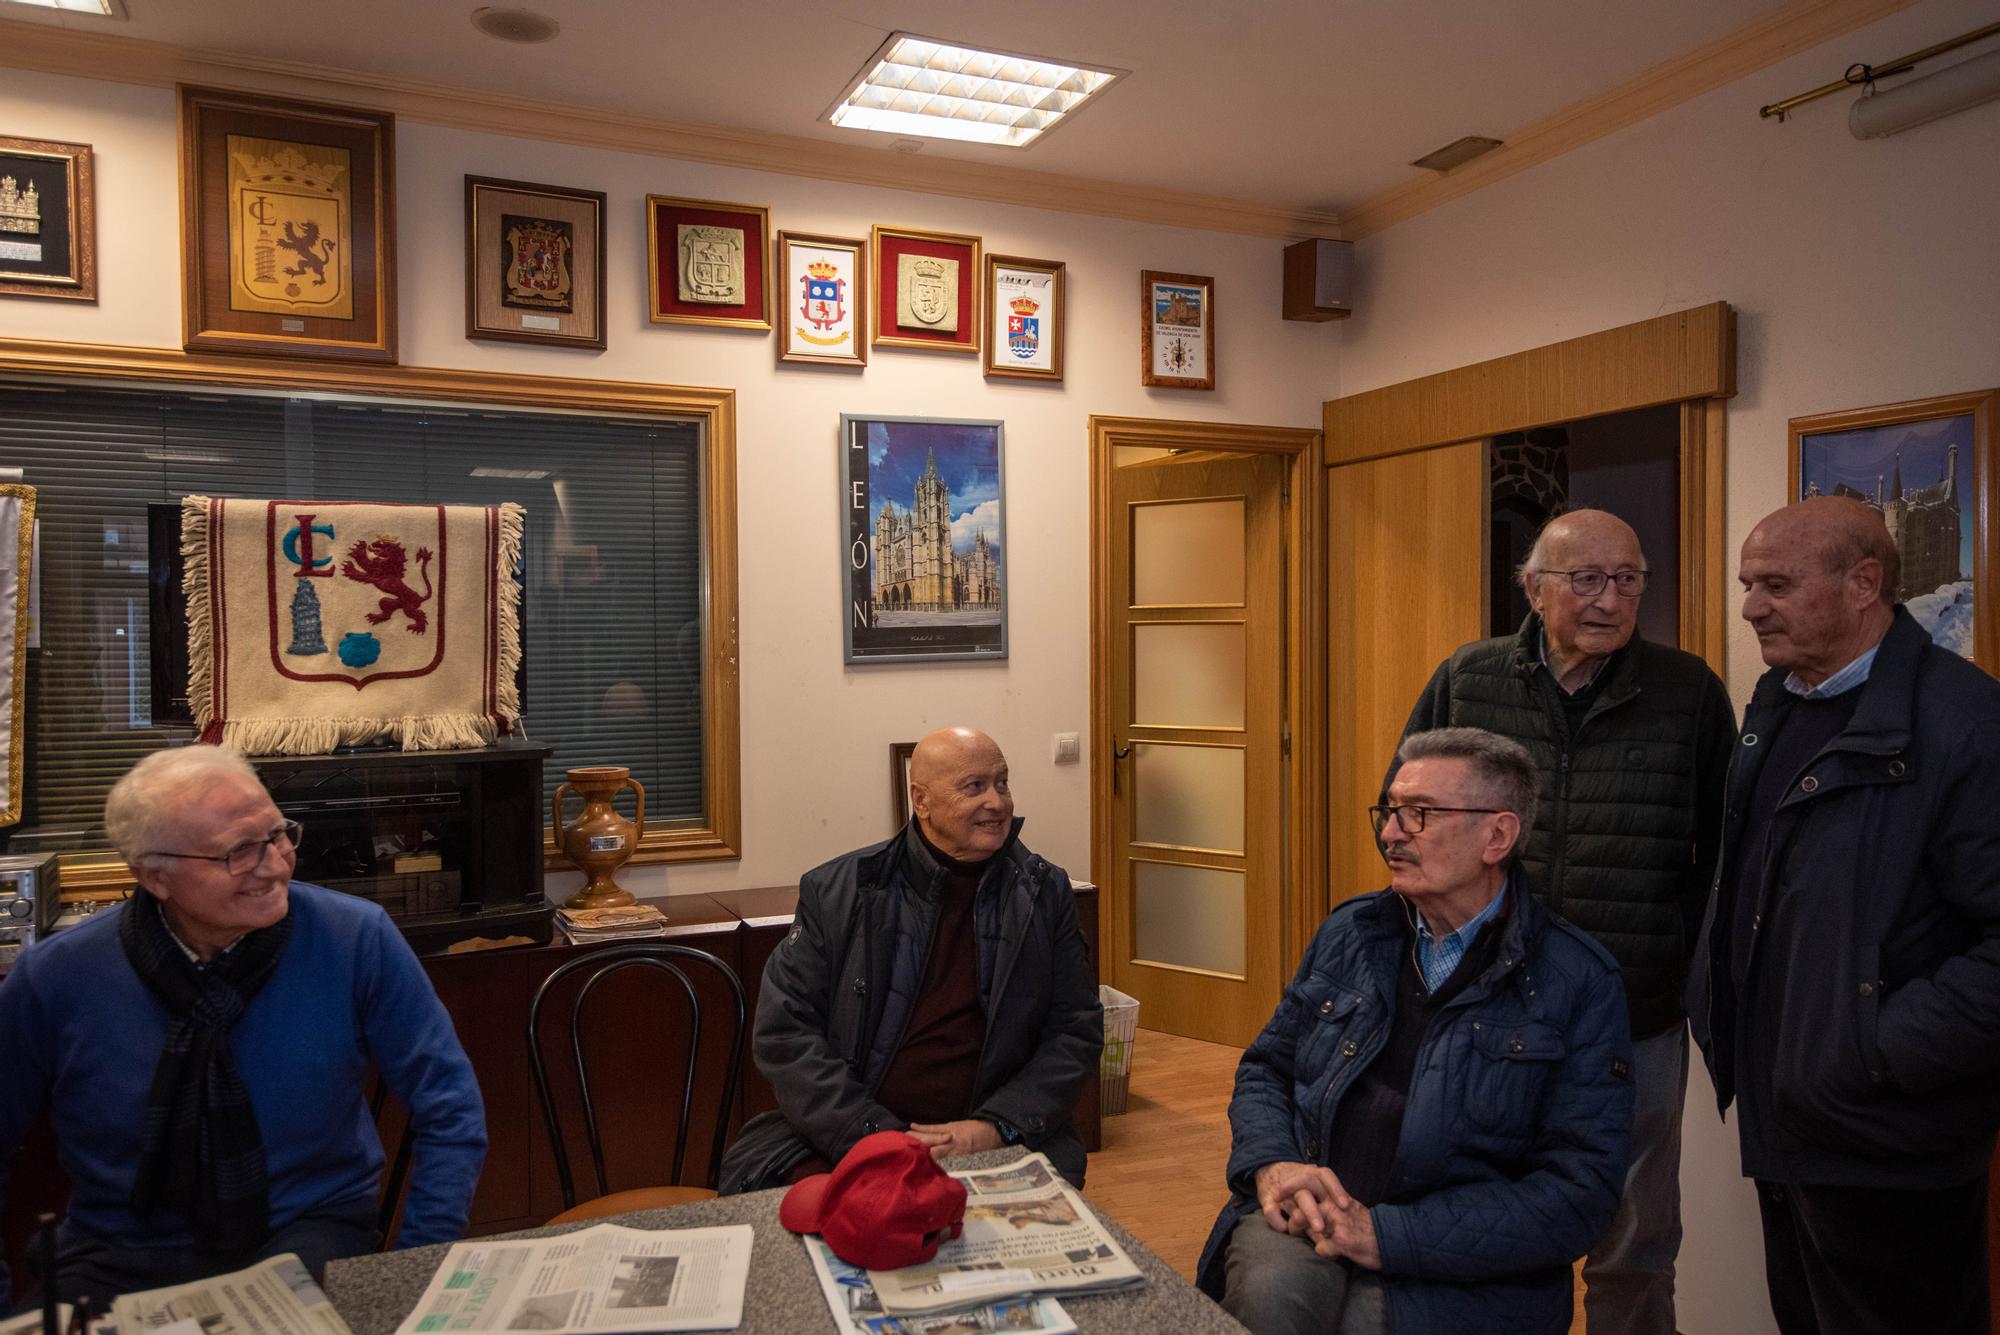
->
[279,220,336,286]
[341,535,434,634]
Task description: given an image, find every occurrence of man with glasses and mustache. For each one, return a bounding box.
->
[1391,508,1733,1335]
[0,746,484,1308]
[1198,727,1632,1335]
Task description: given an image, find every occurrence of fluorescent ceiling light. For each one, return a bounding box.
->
[0,0,125,14]
[826,32,1125,148]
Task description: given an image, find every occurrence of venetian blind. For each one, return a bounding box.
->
[0,381,705,855]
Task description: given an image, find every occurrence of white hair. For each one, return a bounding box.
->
[105,746,264,872]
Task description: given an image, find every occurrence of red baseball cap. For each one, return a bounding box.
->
[779,1130,968,1269]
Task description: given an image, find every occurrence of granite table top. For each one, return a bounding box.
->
[324,1150,1245,1335]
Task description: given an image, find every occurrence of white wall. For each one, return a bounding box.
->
[0,66,1338,899]
[1337,1,2000,1329]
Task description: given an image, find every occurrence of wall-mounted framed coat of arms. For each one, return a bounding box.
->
[465,176,606,349]
[178,85,396,363]
[645,194,773,331]
[870,225,981,355]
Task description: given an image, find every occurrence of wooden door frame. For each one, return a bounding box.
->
[1322,301,1736,673]
[1087,415,1326,987]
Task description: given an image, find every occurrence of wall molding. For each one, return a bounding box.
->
[0,18,1340,241]
[1337,0,1920,239]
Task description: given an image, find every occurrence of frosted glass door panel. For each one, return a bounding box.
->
[1132,623,1244,728]
[1133,499,1244,606]
[1134,743,1244,852]
[1132,862,1246,976]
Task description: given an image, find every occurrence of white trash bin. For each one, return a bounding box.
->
[1099,985,1141,1115]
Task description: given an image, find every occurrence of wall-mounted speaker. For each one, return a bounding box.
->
[1282,238,1353,322]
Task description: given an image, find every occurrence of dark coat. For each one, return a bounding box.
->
[1397,614,1735,1036]
[1196,879,1633,1335]
[1689,608,2000,1188]
[717,819,1101,1194]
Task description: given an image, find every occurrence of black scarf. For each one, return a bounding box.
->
[119,887,292,1259]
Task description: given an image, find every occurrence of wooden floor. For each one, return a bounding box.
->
[1081,1027,1589,1332]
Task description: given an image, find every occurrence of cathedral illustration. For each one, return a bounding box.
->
[1808,442,1960,602]
[870,448,1001,613]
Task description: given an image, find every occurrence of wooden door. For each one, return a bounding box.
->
[1105,450,1285,1046]
[1326,440,1488,908]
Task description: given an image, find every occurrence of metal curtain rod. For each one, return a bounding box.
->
[1760,19,2000,119]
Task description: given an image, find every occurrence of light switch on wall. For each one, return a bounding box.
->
[1052,732,1080,764]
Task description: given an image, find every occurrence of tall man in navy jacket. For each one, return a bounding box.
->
[0,746,485,1307]
[1690,496,2000,1335]
[1199,727,1632,1335]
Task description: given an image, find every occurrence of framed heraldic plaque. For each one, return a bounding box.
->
[1790,388,1999,671]
[870,225,980,354]
[984,254,1063,381]
[776,231,866,368]
[464,176,606,349]
[1141,269,1214,390]
[646,194,772,330]
[178,86,396,363]
[842,414,1007,663]
[0,136,95,303]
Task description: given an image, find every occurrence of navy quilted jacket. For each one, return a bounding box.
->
[1196,879,1633,1335]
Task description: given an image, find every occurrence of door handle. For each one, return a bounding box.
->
[1112,741,1131,795]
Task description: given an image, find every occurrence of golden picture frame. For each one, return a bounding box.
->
[984,254,1064,381]
[465,176,606,350]
[776,230,867,368]
[0,136,95,303]
[870,225,981,354]
[646,194,773,330]
[178,85,396,363]
[1141,269,1214,391]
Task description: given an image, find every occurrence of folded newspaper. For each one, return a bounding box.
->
[856,1153,1144,1317]
[391,1222,752,1334]
[804,1234,1074,1335]
[80,1253,352,1335]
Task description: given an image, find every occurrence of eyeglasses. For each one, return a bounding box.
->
[1540,568,1649,598]
[154,820,303,876]
[1367,804,1503,836]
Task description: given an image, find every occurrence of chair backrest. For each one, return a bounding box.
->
[367,1073,418,1249]
[526,943,748,1211]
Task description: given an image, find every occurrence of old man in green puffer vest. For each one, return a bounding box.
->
[1390,508,1734,1335]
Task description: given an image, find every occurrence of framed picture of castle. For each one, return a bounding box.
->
[1141,269,1214,390]
[0,136,94,302]
[841,414,1007,664]
[179,86,396,363]
[1791,388,1999,670]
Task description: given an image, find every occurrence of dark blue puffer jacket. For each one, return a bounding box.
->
[1195,878,1633,1335]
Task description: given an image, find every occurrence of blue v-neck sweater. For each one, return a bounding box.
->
[0,884,485,1290]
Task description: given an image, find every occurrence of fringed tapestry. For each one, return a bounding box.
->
[0,484,35,824]
[183,496,524,755]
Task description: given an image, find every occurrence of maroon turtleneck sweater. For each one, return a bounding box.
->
[872,827,989,1123]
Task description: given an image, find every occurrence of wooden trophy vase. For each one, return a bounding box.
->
[553,765,646,909]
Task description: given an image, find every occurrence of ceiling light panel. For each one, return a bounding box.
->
[0,0,124,12]
[826,33,1125,148]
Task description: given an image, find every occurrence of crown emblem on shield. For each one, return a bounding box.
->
[1010,296,1041,317]
[806,260,840,280]
[234,144,345,195]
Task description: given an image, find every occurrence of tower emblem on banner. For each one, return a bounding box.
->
[1008,296,1040,360]
[801,259,846,332]
[275,508,445,686]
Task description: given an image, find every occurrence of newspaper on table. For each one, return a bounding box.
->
[390,1222,751,1334]
[101,1253,352,1335]
[860,1153,1144,1317]
[0,1306,73,1335]
[804,1233,1074,1335]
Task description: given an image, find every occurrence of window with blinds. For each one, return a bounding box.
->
[0,380,706,864]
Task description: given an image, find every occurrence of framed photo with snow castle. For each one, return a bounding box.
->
[1790,388,1999,672]
[841,415,1006,664]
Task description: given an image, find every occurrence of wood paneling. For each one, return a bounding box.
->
[1680,397,1730,674]
[1327,441,1488,909]
[1324,303,1735,466]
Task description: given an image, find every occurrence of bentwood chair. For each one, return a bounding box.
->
[526,943,748,1225]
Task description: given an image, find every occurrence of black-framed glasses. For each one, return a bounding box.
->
[1368,804,1503,837]
[1542,567,1649,598]
[154,820,303,876]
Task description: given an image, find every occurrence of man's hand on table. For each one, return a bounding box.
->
[908,1119,1004,1160]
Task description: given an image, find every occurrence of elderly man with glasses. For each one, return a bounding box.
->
[1198,726,1633,1335]
[0,746,484,1308]
[1389,507,1733,1335]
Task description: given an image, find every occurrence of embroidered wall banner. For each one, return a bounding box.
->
[0,484,36,825]
[183,496,524,755]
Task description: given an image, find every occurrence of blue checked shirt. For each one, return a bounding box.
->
[1783,643,1878,699]
[1414,878,1509,992]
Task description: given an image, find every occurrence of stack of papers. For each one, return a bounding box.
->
[44,1253,354,1335]
[806,1152,1144,1328]
[557,904,669,943]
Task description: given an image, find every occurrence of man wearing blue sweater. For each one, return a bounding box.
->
[0,746,486,1307]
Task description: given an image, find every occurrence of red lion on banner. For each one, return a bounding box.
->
[342,535,434,634]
